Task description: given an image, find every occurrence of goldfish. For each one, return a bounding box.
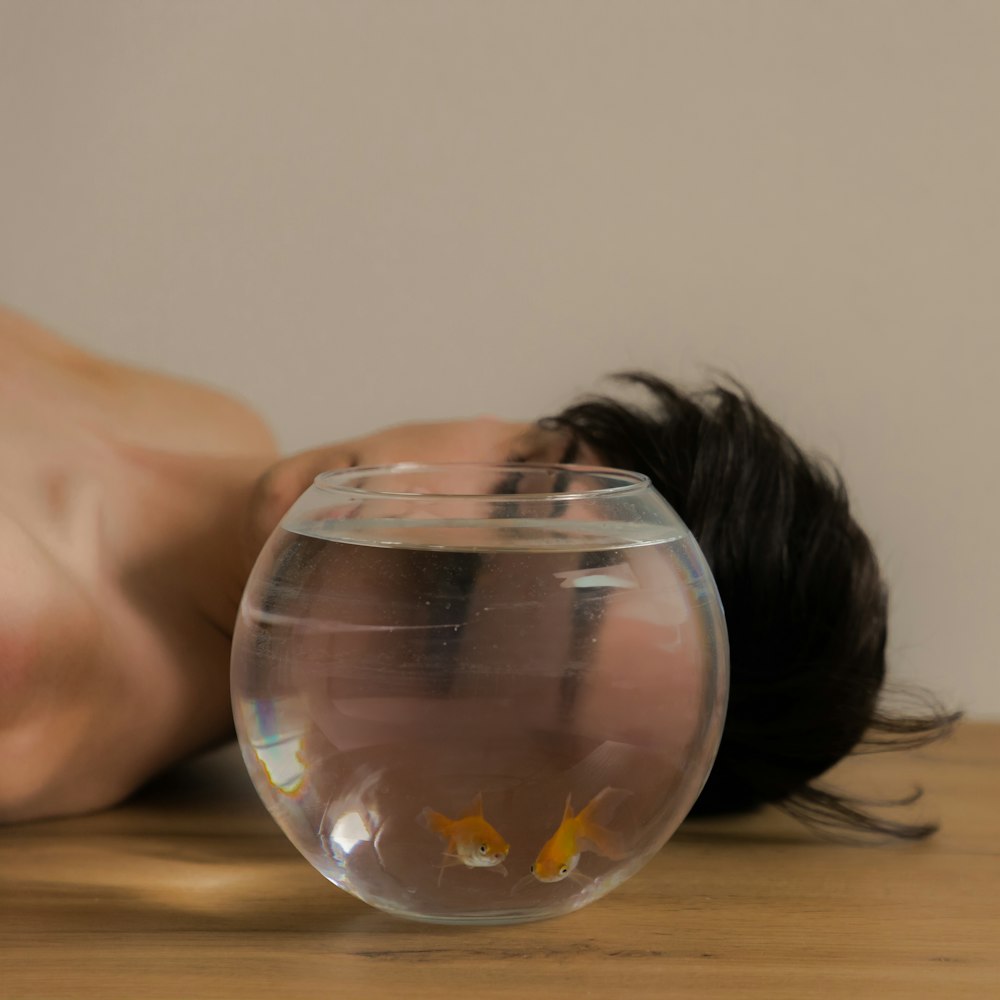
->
[529,787,629,884]
[419,792,510,884]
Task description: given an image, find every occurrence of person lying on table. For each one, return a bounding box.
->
[0,304,955,828]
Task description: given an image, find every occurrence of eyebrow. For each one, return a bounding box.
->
[488,466,572,504]
[501,425,581,467]
[490,429,584,514]
[558,436,581,464]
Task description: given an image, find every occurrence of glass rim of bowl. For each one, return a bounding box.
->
[312,462,652,501]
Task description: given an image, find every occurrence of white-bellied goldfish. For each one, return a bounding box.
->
[420,792,510,884]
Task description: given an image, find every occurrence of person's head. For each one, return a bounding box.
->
[544,372,958,838]
[247,372,956,838]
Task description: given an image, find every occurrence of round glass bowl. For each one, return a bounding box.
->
[231,463,728,924]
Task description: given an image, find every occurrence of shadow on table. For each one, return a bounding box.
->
[6,743,532,939]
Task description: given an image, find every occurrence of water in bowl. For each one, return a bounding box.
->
[232,513,726,924]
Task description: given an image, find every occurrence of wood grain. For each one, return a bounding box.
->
[2,724,997,1000]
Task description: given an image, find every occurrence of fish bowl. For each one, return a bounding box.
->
[231,463,728,925]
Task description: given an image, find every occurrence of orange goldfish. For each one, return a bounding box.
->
[530,787,629,884]
[420,792,510,883]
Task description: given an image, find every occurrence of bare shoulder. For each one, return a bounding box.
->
[90,360,278,456]
[0,306,266,822]
[0,304,277,458]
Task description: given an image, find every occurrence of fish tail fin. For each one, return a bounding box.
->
[577,786,631,860]
[578,786,630,825]
[577,818,627,861]
[418,807,451,836]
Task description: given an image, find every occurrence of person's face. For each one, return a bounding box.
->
[238,418,705,869]
[245,417,600,559]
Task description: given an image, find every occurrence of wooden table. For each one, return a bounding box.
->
[3,723,997,999]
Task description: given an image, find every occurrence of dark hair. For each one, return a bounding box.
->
[547,372,959,839]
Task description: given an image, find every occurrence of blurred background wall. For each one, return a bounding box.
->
[1,1,996,715]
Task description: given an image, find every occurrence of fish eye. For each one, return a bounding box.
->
[559,866,569,875]
[479,844,488,853]
[529,864,535,873]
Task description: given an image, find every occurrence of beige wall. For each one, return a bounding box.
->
[1,2,997,716]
